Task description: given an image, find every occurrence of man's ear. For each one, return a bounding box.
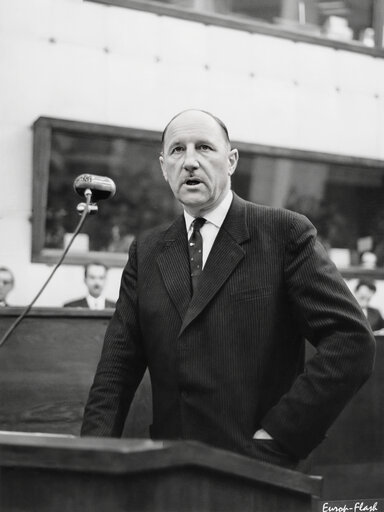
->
[159,154,168,182]
[228,148,239,176]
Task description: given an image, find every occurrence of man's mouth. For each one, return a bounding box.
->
[184,178,202,186]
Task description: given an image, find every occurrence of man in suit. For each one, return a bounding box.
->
[81,110,375,468]
[0,267,14,307]
[354,278,384,332]
[64,262,115,310]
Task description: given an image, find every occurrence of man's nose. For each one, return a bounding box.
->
[183,148,199,172]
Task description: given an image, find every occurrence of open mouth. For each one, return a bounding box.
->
[185,179,201,186]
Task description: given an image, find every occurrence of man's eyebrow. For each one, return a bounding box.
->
[166,140,183,151]
[165,137,217,151]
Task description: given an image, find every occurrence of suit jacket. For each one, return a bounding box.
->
[81,194,375,460]
[367,306,384,332]
[64,298,116,309]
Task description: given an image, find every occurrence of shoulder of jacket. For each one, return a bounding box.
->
[135,218,181,248]
[64,297,86,306]
[244,199,311,227]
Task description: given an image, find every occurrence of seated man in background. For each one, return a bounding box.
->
[0,267,14,307]
[64,262,115,310]
[354,278,384,332]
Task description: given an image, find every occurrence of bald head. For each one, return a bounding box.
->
[159,109,239,217]
[161,109,231,151]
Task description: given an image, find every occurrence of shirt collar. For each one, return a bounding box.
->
[86,294,105,307]
[184,190,233,231]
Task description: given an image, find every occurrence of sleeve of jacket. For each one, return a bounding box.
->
[81,240,147,437]
[261,213,376,459]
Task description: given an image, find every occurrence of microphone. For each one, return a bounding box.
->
[73,174,116,202]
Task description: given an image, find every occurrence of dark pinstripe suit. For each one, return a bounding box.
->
[367,306,384,332]
[81,194,375,464]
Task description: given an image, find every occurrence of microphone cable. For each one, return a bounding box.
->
[0,195,91,348]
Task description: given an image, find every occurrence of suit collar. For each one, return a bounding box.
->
[183,189,233,231]
[162,193,249,242]
[218,192,249,245]
[157,215,192,321]
[157,193,250,332]
[179,193,249,334]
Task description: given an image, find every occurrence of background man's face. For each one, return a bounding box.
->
[0,270,13,302]
[355,285,374,309]
[85,265,107,298]
[160,111,238,216]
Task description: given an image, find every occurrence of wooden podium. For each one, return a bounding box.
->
[0,432,322,512]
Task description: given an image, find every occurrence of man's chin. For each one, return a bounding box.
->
[180,196,207,213]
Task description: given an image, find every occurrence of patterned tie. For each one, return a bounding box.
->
[189,217,206,293]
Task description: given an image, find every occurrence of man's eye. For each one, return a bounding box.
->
[171,146,184,154]
[199,144,212,151]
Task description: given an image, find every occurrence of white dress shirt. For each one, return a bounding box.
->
[86,294,106,310]
[184,190,233,269]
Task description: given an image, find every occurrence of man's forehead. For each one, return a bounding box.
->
[358,285,372,294]
[87,265,106,275]
[164,111,227,145]
[167,112,218,133]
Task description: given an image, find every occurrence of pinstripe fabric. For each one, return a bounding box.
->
[81,194,375,463]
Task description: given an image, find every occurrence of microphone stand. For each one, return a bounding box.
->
[0,190,94,348]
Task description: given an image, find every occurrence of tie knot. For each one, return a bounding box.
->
[192,217,206,233]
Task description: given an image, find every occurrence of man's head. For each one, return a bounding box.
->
[360,251,377,269]
[84,262,108,299]
[0,267,14,303]
[159,109,239,217]
[354,279,377,309]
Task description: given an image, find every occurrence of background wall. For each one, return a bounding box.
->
[1,0,384,307]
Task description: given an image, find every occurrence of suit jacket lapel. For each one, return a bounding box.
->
[157,215,192,321]
[179,194,250,335]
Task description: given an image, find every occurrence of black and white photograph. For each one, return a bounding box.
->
[0,1,383,510]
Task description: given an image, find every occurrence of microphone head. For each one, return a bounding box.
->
[73,174,116,201]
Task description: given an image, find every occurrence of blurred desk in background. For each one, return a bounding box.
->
[0,308,151,437]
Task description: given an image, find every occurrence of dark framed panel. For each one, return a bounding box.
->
[232,143,384,279]
[32,116,384,277]
[32,117,180,267]
[86,0,384,55]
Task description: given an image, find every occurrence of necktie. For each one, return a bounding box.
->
[189,217,206,293]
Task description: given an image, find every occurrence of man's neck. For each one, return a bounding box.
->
[87,293,104,301]
[183,190,233,235]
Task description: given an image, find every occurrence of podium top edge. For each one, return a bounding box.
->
[0,307,114,319]
[0,432,322,497]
